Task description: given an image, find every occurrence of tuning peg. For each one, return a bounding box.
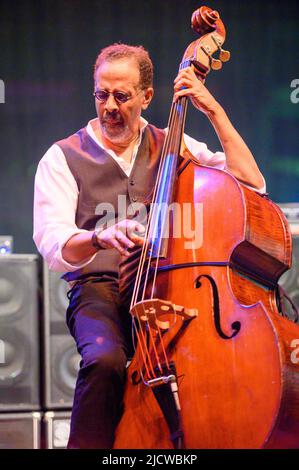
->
[219,48,230,62]
[210,57,222,70]
[211,34,231,63]
[201,44,223,71]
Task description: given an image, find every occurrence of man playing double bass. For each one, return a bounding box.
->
[33,43,265,448]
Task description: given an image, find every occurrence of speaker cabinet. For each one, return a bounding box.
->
[0,254,40,410]
[279,235,299,321]
[0,412,41,448]
[43,410,71,448]
[43,263,80,408]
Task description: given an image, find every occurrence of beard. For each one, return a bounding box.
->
[100,111,129,143]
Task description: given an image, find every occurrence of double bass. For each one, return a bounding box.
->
[114,6,299,449]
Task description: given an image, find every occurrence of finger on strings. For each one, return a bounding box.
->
[174,66,193,82]
[115,229,135,249]
[126,221,146,240]
[109,237,131,256]
[173,88,195,102]
[174,78,194,92]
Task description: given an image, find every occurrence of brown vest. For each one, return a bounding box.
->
[56,124,165,282]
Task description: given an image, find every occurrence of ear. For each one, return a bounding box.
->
[141,87,154,110]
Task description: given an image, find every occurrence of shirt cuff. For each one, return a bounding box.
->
[239,176,267,195]
[48,229,98,272]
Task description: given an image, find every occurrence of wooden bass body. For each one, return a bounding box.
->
[114,161,299,449]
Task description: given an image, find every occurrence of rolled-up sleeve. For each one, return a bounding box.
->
[183,133,266,194]
[33,144,97,272]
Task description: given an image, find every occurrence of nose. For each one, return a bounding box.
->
[104,94,119,113]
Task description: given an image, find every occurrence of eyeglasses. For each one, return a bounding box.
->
[93,89,142,104]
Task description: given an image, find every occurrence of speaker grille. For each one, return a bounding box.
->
[43,411,71,448]
[0,255,40,410]
[0,412,41,449]
[43,263,80,408]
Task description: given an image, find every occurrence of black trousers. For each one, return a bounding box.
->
[66,274,133,449]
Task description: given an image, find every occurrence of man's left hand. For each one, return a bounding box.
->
[173,66,219,115]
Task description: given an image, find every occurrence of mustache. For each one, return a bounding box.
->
[101,111,124,124]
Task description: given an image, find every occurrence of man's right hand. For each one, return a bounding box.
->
[96,219,146,256]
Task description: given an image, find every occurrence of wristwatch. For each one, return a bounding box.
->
[91,230,103,250]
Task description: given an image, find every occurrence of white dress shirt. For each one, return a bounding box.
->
[33,117,266,273]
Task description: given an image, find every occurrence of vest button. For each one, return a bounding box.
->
[129,180,135,186]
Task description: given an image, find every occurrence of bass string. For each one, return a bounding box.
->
[129,102,176,308]
[130,99,178,308]
[149,96,188,302]
[128,103,179,376]
[130,59,190,372]
[134,98,184,306]
[129,96,188,379]
[128,103,180,378]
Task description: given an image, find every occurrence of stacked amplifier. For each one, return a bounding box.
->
[0,255,80,448]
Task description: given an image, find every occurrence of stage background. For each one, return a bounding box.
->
[0,0,298,253]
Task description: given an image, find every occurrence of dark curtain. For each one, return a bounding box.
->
[0,0,298,253]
